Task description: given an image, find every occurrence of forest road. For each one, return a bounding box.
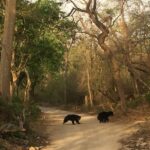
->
[39,107,139,150]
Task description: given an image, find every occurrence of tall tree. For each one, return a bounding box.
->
[67,0,127,112]
[1,0,16,101]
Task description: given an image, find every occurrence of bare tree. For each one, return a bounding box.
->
[119,0,150,96]
[67,0,126,112]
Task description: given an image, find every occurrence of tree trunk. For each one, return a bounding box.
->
[84,46,93,108]
[1,0,16,101]
[84,95,89,107]
[111,56,126,112]
[89,1,126,112]
[23,69,31,101]
[29,83,36,97]
[86,66,93,107]
[64,50,68,104]
[119,0,140,96]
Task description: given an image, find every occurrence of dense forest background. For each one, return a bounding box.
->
[0,0,150,143]
[37,0,150,113]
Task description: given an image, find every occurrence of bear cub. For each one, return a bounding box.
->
[97,111,113,123]
[63,114,81,125]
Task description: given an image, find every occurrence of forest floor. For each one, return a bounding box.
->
[34,106,148,150]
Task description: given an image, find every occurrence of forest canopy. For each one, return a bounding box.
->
[0,0,150,131]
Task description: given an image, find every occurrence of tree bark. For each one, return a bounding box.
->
[86,66,93,107]
[111,56,126,112]
[64,51,68,104]
[23,69,31,101]
[84,46,94,108]
[1,0,16,101]
[29,83,36,97]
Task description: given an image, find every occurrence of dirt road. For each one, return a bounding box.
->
[40,107,138,150]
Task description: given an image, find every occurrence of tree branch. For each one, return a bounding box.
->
[110,13,121,27]
[64,8,76,17]
[1,0,6,8]
[70,0,87,12]
[80,31,98,39]
[98,89,116,102]
[86,0,92,11]
[92,0,96,12]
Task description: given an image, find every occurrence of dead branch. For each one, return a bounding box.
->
[110,13,121,27]
[64,8,76,18]
[80,31,97,38]
[70,0,87,12]
[86,0,92,11]
[92,0,96,12]
[98,89,116,102]
[0,123,25,133]
[23,68,31,101]
[1,0,6,8]
[79,18,98,38]
[134,66,150,74]
[137,78,150,91]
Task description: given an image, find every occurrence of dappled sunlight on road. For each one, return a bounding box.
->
[40,107,138,150]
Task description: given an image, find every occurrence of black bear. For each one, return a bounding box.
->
[97,111,113,123]
[63,114,81,125]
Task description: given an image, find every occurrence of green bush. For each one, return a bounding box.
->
[25,101,41,121]
[145,93,150,104]
[12,96,41,124]
[0,96,41,128]
[127,97,143,108]
[11,96,24,119]
[0,99,14,122]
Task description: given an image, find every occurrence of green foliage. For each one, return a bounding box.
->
[13,0,78,92]
[127,97,143,108]
[0,96,41,126]
[37,72,85,105]
[36,0,61,22]
[144,93,150,104]
[0,99,15,123]
[11,96,41,123]
[127,100,138,108]
[0,0,78,101]
[104,8,115,16]
[11,96,24,118]
[25,101,41,121]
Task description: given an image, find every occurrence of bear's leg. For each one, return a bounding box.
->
[102,118,106,123]
[71,120,75,125]
[100,116,108,123]
[99,117,103,123]
[75,119,80,124]
[106,118,109,122]
[103,117,109,123]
